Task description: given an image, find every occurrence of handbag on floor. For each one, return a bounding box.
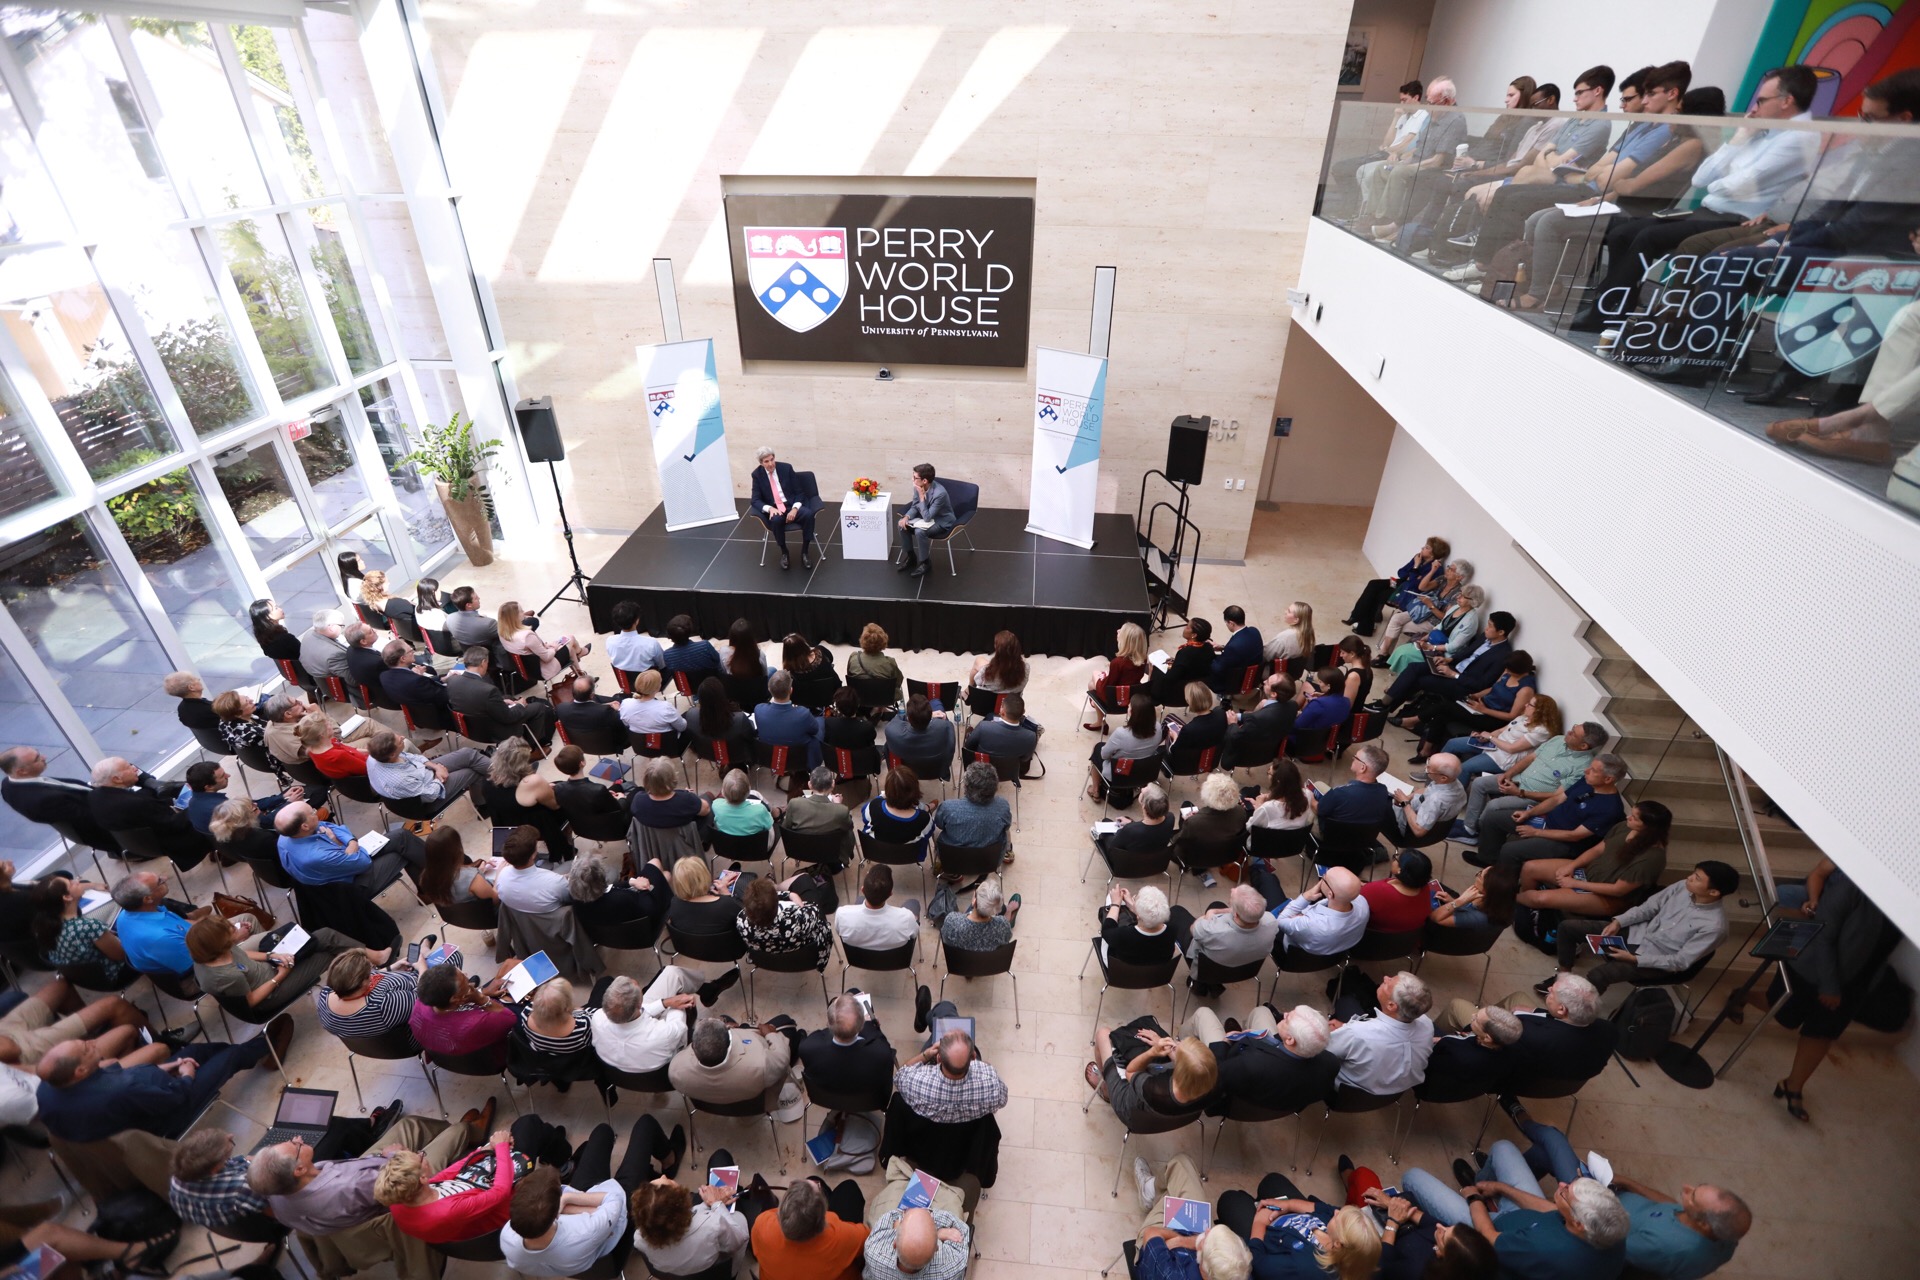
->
[212,891,276,933]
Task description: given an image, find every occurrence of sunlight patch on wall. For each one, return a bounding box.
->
[738,26,942,173]
[905,26,1068,176]
[444,29,593,278]
[538,27,763,283]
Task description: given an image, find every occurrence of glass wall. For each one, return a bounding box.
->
[0,5,512,867]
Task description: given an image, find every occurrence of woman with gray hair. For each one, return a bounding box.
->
[1097,883,1185,965]
[568,852,669,933]
[483,737,573,861]
[939,874,1018,951]
[1171,772,1250,859]
[1377,558,1473,659]
[1384,583,1486,677]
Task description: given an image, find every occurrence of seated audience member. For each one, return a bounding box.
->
[298,712,370,780]
[1430,863,1520,932]
[317,947,418,1041]
[1185,1001,1337,1117]
[1223,674,1297,768]
[499,598,585,683]
[1089,693,1166,799]
[932,761,1013,853]
[552,744,635,837]
[1326,971,1435,1094]
[694,677,760,764]
[380,638,449,707]
[754,670,825,771]
[1172,773,1251,864]
[1540,861,1736,996]
[168,1127,273,1229]
[1505,974,1617,1084]
[866,1185,971,1280]
[1287,666,1352,753]
[723,620,769,694]
[373,1115,571,1244]
[260,692,315,765]
[483,738,574,861]
[710,767,776,837]
[895,1021,1008,1122]
[752,1175,870,1280]
[1316,744,1393,832]
[1454,722,1604,839]
[1170,682,1230,759]
[1382,585,1483,679]
[590,968,724,1073]
[501,1116,684,1276]
[165,671,220,733]
[569,854,668,933]
[660,614,722,677]
[670,1014,793,1108]
[836,863,921,950]
[248,1104,481,1238]
[1136,1182,1251,1280]
[1770,289,1920,471]
[1215,1178,1378,1280]
[1098,783,1178,856]
[1248,759,1316,832]
[275,798,425,889]
[364,729,488,811]
[1185,883,1282,978]
[781,631,841,707]
[1086,620,1151,725]
[606,601,665,674]
[2,745,118,850]
[88,756,209,867]
[780,765,856,870]
[631,756,712,839]
[1605,1166,1750,1278]
[1360,851,1437,935]
[555,675,625,744]
[861,765,934,858]
[443,585,504,660]
[799,992,897,1104]
[1150,618,1215,706]
[27,877,135,988]
[1414,652,1538,762]
[1443,693,1559,784]
[416,826,499,908]
[1389,753,1464,844]
[884,695,957,765]
[1268,868,1369,954]
[963,690,1043,762]
[823,687,877,751]
[210,690,279,770]
[619,669,688,738]
[966,629,1028,696]
[343,621,392,697]
[1469,755,1629,869]
[187,914,377,1015]
[1421,1005,1525,1099]
[1377,558,1469,668]
[847,622,905,703]
[0,973,148,1069]
[300,608,353,683]
[940,876,1019,951]
[1374,612,1517,725]
[1207,604,1264,695]
[449,646,557,746]
[1087,1015,1217,1124]
[35,1018,291,1142]
[408,960,520,1064]
[1517,801,1671,917]
[514,973,596,1072]
[630,1163,754,1276]
[183,761,298,837]
[737,874,833,962]
[494,824,571,913]
[1404,1155,1629,1280]
[1098,884,1185,965]
[666,857,744,939]
[112,870,255,978]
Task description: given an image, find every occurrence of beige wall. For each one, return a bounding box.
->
[417,0,1352,558]
[1257,326,1396,507]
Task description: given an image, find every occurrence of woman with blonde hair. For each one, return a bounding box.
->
[358,569,391,611]
[665,855,744,939]
[846,622,903,703]
[1086,621,1151,729]
[1442,691,1558,782]
[1217,1181,1381,1280]
[375,1116,571,1244]
[497,599,586,681]
[1086,1015,1217,1124]
[1170,681,1229,755]
[207,796,280,866]
[1263,601,1317,669]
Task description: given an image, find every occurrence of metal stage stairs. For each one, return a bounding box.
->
[1136,469,1199,633]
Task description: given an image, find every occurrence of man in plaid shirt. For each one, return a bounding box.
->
[893,1015,1007,1124]
[169,1129,270,1228]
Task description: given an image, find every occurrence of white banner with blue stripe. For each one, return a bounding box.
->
[637,339,736,530]
[1026,346,1108,549]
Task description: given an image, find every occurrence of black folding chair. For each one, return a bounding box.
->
[337,1023,428,1112]
[934,837,1006,882]
[578,912,663,982]
[847,675,900,713]
[840,937,919,1000]
[827,743,883,790]
[1081,830,1174,892]
[857,829,930,902]
[1268,937,1348,1005]
[1312,818,1383,876]
[751,741,811,795]
[660,923,748,1013]
[745,941,830,1020]
[599,1063,676,1122]
[1414,916,1504,1005]
[938,938,1019,1027]
[683,1091,783,1171]
[1079,945,1178,1038]
[1162,742,1222,800]
[778,827,851,883]
[422,1043,517,1120]
[1249,825,1317,897]
[1179,951,1268,1022]
[1303,1083,1409,1173]
[710,826,780,869]
[554,717,628,760]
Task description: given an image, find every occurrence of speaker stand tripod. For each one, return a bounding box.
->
[538,459,593,616]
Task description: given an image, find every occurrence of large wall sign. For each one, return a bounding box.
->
[724,193,1035,367]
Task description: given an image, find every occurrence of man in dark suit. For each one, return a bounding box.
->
[749,448,822,571]
[753,671,824,770]
[1222,674,1297,769]
[1506,974,1618,1084]
[1372,611,1517,717]
[379,639,449,708]
[444,586,507,666]
[343,622,389,697]
[182,761,298,836]
[1421,1006,1523,1100]
[1,746,119,850]
[557,675,627,744]
[448,648,556,745]
[1149,617,1214,705]
[962,692,1042,763]
[1207,605,1265,696]
[87,757,210,867]
[163,672,220,732]
[894,462,955,579]
[797,993,896,1105]
[1192,1001,1340,1117]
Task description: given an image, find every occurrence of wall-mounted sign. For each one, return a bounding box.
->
[723,193,1035,367]
[287,419,311,441]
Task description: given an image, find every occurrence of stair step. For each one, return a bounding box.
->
[1582,626,1630,660]
[1604,692,1686,719]
[1593,656,1666,696]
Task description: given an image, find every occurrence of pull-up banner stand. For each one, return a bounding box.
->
[1026,346,1108,549]
[636,338,735,530]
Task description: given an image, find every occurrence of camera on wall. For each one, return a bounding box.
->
[875,367,894,382]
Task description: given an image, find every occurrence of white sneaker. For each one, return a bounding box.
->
[1442,262,1483,282]
[1134,1156,1157,1210]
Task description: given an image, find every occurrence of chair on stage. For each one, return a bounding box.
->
[756,470,825,566]
[895,478,979,576]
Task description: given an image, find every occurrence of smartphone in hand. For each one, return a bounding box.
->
[407,940,422,964]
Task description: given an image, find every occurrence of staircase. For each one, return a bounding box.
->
[1586,624,1821,894]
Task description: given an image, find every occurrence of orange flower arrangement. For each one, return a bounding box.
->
[851,477,880,499]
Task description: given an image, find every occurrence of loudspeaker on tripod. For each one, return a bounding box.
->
[1165,415,1209,485]
[514,397,565,463]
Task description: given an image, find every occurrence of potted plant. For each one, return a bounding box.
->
[400,412,501,566]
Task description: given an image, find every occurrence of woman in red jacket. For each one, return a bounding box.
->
[374,1116,571,1243]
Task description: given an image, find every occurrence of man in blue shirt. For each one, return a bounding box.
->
[1131,1153,1250,1280]
[1472,755,1629,869]
[753,670,824,771]
[35,1018,290,1143]
[1315,743,1393,828]
[273,801,422,891]
[1207,605,1264,697]
[111,870,260,977]
[605,601,665,674]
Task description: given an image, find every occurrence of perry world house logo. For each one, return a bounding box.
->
[745,227,848,333]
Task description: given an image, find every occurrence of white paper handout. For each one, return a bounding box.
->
[271,925,311,959]
[358,830,389,855]
[1148,649,1171,671]
[1555,201,1620,218]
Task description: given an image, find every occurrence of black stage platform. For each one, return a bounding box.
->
[585,502,1151,659]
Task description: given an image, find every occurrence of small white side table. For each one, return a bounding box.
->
[839,490,893,560]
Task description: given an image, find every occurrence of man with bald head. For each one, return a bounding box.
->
[110,869,258,978]
[274,799,421,891]
[1272,867,1370,955]
[798,992,895,1105]
[893,1022,1007,1125]
[35,1015,289,1143]
[87,755,210,867]
[864,1193,970,1280]
[1391,751,1465,841]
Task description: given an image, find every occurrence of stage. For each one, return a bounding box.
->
[585,502,1152,659]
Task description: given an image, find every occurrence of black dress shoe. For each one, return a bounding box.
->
[895,557,916,574]
[909,563,928,577]
[1453,1157,1479,1188]
[801,544,816,569]
[1744,366,1814,406]
[914,984,933,1033]
[779,551,790,570]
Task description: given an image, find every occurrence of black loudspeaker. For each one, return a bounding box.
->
[1165,415,1209,485]
[514,397,565,463]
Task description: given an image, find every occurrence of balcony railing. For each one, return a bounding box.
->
[1314,100,1920,523]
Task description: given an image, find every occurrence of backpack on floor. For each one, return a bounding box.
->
[1614,986,1686,1060]
[1509,903,1561,955]
[88,1189,181,1272]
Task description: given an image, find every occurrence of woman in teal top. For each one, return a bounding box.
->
[1385,584,1485,675]
[709,768,775,836]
